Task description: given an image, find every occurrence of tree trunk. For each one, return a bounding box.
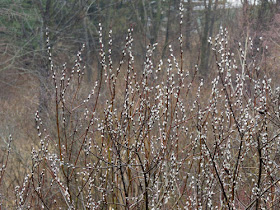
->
[199,0,218,77]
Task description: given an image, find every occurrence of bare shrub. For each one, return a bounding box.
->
[2,3,280,210]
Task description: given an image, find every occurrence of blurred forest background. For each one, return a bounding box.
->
[2,0,280,208]
[2,0,280,129]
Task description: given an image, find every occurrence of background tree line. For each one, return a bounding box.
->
[1,0,279,82]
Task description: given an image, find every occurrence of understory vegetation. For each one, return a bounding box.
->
[2,0,280,209]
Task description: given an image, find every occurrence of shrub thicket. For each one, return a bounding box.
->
[1,3,280,210]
